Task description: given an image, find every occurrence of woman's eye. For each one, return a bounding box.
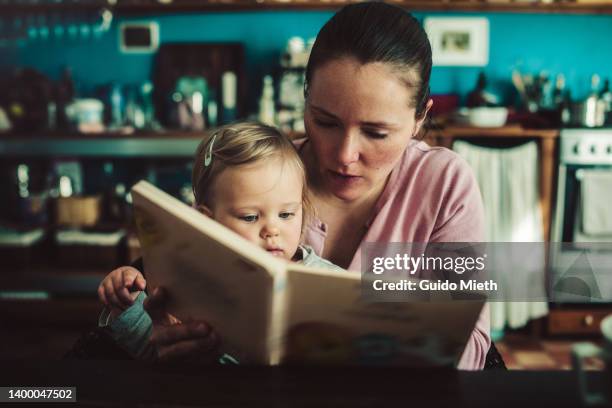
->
[314,118,337,128]
[240,215,258,223]
[279,212,294,219]
[364,129,388,139]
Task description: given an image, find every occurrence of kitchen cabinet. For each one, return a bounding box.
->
[425,125,559,242]
[0,131,202,299]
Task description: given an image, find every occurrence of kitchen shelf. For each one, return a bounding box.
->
[0,131,204,158]
[428,124,560,139]
[1,0,612,14]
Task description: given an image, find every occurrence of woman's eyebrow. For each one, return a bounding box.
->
[310,105,338,119]
[310,104,399,129]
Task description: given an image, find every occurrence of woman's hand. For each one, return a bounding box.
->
[144,287,220,363]
[98,266,146,311]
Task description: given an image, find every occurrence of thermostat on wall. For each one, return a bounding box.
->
[119,22,159,53]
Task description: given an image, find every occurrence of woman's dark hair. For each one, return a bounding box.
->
[305,1,432,119]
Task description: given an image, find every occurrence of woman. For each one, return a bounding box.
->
[145,2,490,369]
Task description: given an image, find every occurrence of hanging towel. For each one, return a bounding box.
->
[453,140,548,331]
[579,169,612,236]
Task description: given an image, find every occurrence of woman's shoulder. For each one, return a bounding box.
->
[398,140,475,185]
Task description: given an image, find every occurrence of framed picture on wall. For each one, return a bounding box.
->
[424,17,489,66]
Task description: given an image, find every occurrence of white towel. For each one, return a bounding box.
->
[580,169,612,236]
[453,140,548,331]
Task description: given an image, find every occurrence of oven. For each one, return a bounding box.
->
[553,128,612,243]
[549,128,612,335]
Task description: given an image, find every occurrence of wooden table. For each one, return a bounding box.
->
[1,361,607,407]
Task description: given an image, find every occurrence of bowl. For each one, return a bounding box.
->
[457,107,509,128]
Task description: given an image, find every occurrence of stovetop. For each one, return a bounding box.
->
[560,128,612,165]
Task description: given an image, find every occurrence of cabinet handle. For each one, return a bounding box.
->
[582,315,595,327]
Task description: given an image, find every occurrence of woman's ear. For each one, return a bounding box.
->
[414,98,433,136]
[196,204,213,218]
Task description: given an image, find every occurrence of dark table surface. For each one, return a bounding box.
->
[0,361,610,408]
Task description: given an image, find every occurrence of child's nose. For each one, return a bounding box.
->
[261,224,280,239]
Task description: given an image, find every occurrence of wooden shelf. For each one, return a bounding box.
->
[1,0,612,14]
[0,131,204,158]
[429,125,560,139]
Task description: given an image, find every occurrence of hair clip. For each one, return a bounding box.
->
[204,132,218,167]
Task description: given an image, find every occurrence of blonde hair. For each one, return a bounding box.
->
[192,121,313,228]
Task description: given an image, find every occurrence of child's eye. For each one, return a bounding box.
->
[239,215,258,223]
[279,212,295,219]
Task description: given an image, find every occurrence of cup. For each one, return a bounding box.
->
[572,314,612,406]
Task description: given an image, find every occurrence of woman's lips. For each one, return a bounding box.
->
[327,170,362,187]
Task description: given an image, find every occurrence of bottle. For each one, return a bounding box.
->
[552,74,566,110]
[466,72,498,108]
[560,89,572,126]
[258,75,276,126]
[598,79,612,125]
[221,71,237,124]
[109,83,123,129]
[583,74,601,128]
[55,67,75,130]
[207,89,218,128]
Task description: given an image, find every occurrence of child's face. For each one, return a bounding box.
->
[206,156,304,261]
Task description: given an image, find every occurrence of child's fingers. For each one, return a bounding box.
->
[121,268,145,292]
[117,286,135,306]
[97,284,108,306]
[111,269,133,306]
[134,274,147,291]
[121,267,138,288]
[103,279,124,309]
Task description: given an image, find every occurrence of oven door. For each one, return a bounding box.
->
[553,164,612,242]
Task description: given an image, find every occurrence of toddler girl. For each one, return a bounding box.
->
[97,122,342,360]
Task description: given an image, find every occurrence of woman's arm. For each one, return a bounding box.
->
[430,153,491,370]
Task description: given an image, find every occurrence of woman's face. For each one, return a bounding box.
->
[304,57,429,202]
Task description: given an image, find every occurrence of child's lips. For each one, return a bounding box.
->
[266,247,284,256]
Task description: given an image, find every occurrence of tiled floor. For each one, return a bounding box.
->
[497,333,605,370]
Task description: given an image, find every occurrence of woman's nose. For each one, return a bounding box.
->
[336,132,360,166]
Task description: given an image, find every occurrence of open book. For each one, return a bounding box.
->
[131,180,485,366]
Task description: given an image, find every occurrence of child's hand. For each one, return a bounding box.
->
[98,266,146,311]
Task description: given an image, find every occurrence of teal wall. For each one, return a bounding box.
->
[1,10,611,108]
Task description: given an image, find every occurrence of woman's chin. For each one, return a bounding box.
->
[326,181,366,202]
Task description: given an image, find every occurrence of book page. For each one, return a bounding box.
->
[280,265,484,367]
[131,181,286,363]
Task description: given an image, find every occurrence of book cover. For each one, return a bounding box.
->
[131,180,485,366]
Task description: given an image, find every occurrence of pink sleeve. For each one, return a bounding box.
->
[430,153,491,370]
[458,304,490,370]
[429,153,485,243]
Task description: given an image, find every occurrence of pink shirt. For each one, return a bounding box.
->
[300,139,490,370]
